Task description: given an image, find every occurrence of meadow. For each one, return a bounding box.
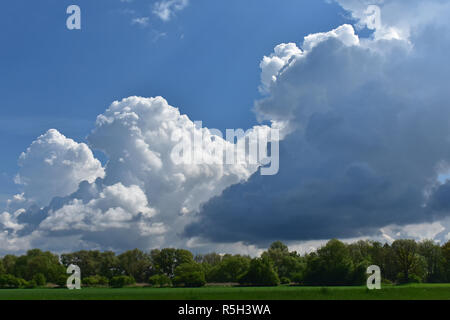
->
[0,284,448,300]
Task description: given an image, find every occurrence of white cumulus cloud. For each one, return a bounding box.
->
[14,129,105,207]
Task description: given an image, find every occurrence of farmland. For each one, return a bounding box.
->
[0,284,448,300]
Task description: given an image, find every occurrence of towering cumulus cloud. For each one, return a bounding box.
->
[185,0,450,245]
[1,97,266,252]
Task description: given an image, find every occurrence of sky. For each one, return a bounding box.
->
[0,0,344,195]
[1,0,450,255]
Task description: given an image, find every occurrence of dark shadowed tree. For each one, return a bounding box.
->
[418,240,444,282]
[441,241,450,282]
[117,249,151,283]
[261,241,306,281]
[0,259,5,275]
[378,243,399,282]
[238,256,279,286]
[2,255,17,276]
[151,248,194,278]
[98,251,120,279]
[303,239,356,285]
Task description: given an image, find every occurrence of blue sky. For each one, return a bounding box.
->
[0,0,345,199]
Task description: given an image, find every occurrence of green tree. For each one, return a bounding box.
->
[440,241,450,282]
[261,241,306,280]
[392,239,421,283]
[149,274,172,287]
[117,249,151,283]
[207,255,251,283]
[418,240,444,282]
[238,257,279,286]
[110,275,135,288]
[98,251,120,279]
[0,274,28,289]
[261,242,289,271]
[303,239,355,285]
[379,243,398,282]
[14,249,64,283]
[151,248,194,278]
[0,259,5,275]
[83,275,109,287]
[32,273,46,286]
[61,250,100,278]
[1,255,17,276]
[348,240,374,265]
[61,250,120,280]
[173,263,206,287]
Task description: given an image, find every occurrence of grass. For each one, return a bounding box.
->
[0,283,448,300]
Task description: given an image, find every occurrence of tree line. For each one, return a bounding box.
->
[0,239,450,288]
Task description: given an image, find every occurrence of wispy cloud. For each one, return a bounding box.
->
[153,0,189,21]
[131,17,150,27]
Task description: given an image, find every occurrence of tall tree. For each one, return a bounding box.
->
[391,239,419,283]
[238,256,280,286]
[0,259,5,275]
[442,241,450,282]
[418,240,444,282]
[173,262,206,287]
[303,239,356,285]
[1,255,17,275]
[117,249,151,283]
[61,250,120,279]
[13,249,64,283]
[61,250,102,278]
[151,248,194,278]
[262,241,305,280]
[207,255,251,283]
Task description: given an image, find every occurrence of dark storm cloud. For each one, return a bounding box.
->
[185,26,450,245]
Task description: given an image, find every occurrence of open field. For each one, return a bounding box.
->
[0,284,448,300]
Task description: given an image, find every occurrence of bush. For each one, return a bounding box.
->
[83,275,109,287]
[349,262,368,285]
[17,278,30,288]
[25,280,37,289]
[238,257,280,286]
[149,274,172,287]
[173,263,206,287]
[0,274,28,289]
[290,272,304,284]
[396,272,422,284]
[32,273,46,286]
[408,274,422,283]
[280,277,291,285]
[110,275,135,288]
[56,274,68,288]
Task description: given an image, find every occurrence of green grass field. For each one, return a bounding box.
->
[0,284,448,300]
